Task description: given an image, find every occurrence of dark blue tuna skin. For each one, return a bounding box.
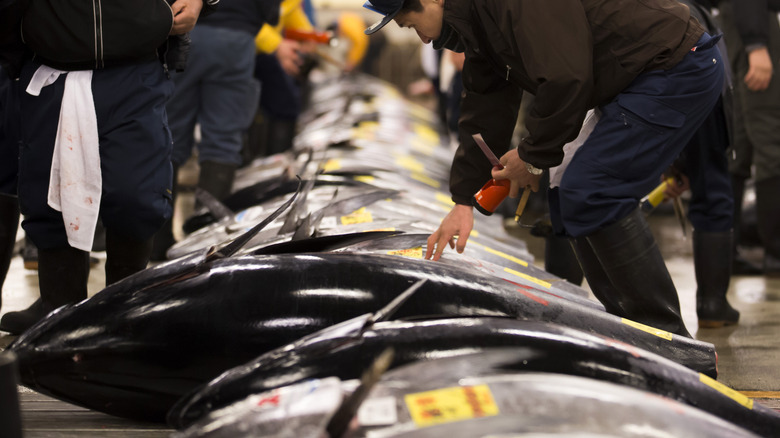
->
[10,252,716,423]
[170,319,779,438]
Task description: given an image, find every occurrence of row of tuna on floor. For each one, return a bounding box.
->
[6,73,780,437]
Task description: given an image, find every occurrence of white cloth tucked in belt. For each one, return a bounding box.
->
[548,108,601,189]
[26,65,101,252]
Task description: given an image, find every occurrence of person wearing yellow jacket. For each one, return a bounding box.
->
[249,0,315,159]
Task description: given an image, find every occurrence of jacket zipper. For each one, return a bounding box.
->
[506,65,511,81]
[92,0,104,69]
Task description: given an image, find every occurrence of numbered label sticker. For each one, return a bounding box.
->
[404,384,499,428]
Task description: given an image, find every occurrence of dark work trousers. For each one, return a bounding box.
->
[682,98,734,232]
[17,59,174,250]
[254,53,302,120]
[168,25,259,167]
[720,3,780,183]
[550,34,726,238]
[0,71,19,196]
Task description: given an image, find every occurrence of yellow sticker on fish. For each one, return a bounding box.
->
[699,374,754,409]
[354,175,375,184]
[435,193,455,206]
[405,385,499,428]
[341,207,373,225]
[411,172,440,188]
[387,247,423,259]
[323,159,341,173]
[396,155,425,173]
[620,318,674,341]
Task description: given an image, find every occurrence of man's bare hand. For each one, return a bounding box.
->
[276,39,303,76]
[745,47,773,92]
[170,0,203,35]
[492,150,542,198]
[425,204,474,261]
[662,174,689,199]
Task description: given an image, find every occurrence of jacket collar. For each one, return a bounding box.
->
[441,0,478,49]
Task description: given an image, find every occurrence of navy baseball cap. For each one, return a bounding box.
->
[363,0,404,34]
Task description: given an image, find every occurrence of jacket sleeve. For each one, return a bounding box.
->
[732,0,770,49]
[0,0,28,78]
[501,0,592,170]
[451,52,522,205]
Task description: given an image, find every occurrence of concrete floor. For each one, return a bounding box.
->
[1,192,779,436]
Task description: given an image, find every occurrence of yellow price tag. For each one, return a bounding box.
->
[413,123,441,144]
[323,159,341,173]
[435,193,455,207]
[699,374,754,409]
[387,247,423,259]
[468,240,528,268]
[396,156,425,173]
[341,207,373,225]
[354,175,375,184]
[405,385,499,428]
[504,268,550,288]
[621,318,674,341]
[411,172,441,188]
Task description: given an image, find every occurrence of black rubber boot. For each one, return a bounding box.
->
[105,231,154,286]
[585,208,691,338]
[569,236,623,315]
[545,234,583,286]
[196,161,237,207]
[21,235,37,270]
[150,165,179,262]
[755,176,780,277]
[694,229,740,328]
[730,176,762,275]
[263,116,297,157]
[0,246,89,334]
[0,193,20,310]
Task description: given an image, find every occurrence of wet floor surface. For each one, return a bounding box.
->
[1,199,778,436]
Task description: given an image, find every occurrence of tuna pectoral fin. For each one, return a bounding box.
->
[366,279,427,327]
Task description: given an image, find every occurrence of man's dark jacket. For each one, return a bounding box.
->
[443,0,705,205]
[0,0,219,78]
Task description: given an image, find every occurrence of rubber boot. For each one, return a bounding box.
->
[545,234,583,286]
[105,231,154,286]
[21,235,37,270]
[755,176,780,277]
[694,229,740,328]
[196,161,237,209]
[263,116,297,157]
[243,110,267,164]
[0,246,89,334]
[0,193,20,310]
[585,208,691,337]
[730,176,762,275]
[150,164,179,261]
[569,236,623,315]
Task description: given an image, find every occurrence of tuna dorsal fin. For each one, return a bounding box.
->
[205,177,302,262]
[278,173,318,235]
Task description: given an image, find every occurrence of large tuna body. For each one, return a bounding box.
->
[168,318,777,437]
[10,252,715,423]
